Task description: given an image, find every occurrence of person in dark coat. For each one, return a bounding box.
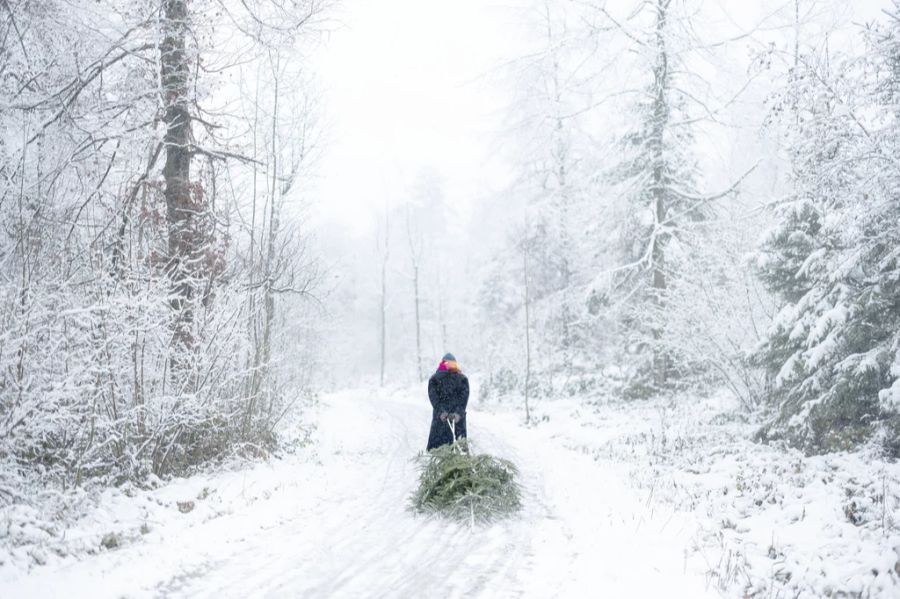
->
[426,353,469,451]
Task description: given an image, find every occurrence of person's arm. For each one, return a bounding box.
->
[462,376,469,413]
[453,376,469,416]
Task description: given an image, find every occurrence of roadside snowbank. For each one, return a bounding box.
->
[0,403,319,594]
[480,388,900,598]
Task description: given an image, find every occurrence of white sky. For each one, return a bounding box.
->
[307,0,528,237]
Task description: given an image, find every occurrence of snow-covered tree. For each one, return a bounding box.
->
[755,7,900,455]
[0,0,329,493]
[475,0,604,400]
[592,0,713,396]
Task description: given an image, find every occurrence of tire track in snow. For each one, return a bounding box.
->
[283,392,540,599]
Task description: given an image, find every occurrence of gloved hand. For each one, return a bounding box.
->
[449,412,460,424]
[440,412,449,422]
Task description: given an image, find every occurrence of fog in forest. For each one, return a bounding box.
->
[3,1,900,597]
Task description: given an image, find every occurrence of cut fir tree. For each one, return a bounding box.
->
[410,437,521,524]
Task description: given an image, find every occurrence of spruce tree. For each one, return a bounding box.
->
[755,11,900,455]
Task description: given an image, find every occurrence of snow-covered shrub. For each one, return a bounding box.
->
[651,217,772,407]
[411,441,521,523]
[479,367,521,402]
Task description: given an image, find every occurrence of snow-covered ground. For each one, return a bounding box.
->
[5,384,897,598]
[1,386,717,598]
[499,390,900,599]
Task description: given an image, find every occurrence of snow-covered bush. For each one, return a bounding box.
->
[652,218,772,408]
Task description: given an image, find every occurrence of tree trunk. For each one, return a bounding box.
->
[160,0,195,353]
[406,208,424,382]
[261,67,280,414]
[523,240,533,425]
[380,250,388,386]
[649,0,670,388]
[413,263,423,382]
[794,0,800,70]
[437,270,447,351]
[379,206,390,386]
[545,1,573,372]
[244,66,262,422]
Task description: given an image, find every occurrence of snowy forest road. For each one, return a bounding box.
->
[154,389,717,598]
[4,389,718,598]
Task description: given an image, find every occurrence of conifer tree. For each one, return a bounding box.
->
[754,8,900,454]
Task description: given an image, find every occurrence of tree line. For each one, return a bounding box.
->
[341,0,900,458]
[469,0,900,456]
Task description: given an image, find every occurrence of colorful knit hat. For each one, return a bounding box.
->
[439,353,460,372]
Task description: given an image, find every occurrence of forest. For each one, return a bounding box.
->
[2,0,900,597]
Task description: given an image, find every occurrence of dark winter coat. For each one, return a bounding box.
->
[426,369,469,451]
